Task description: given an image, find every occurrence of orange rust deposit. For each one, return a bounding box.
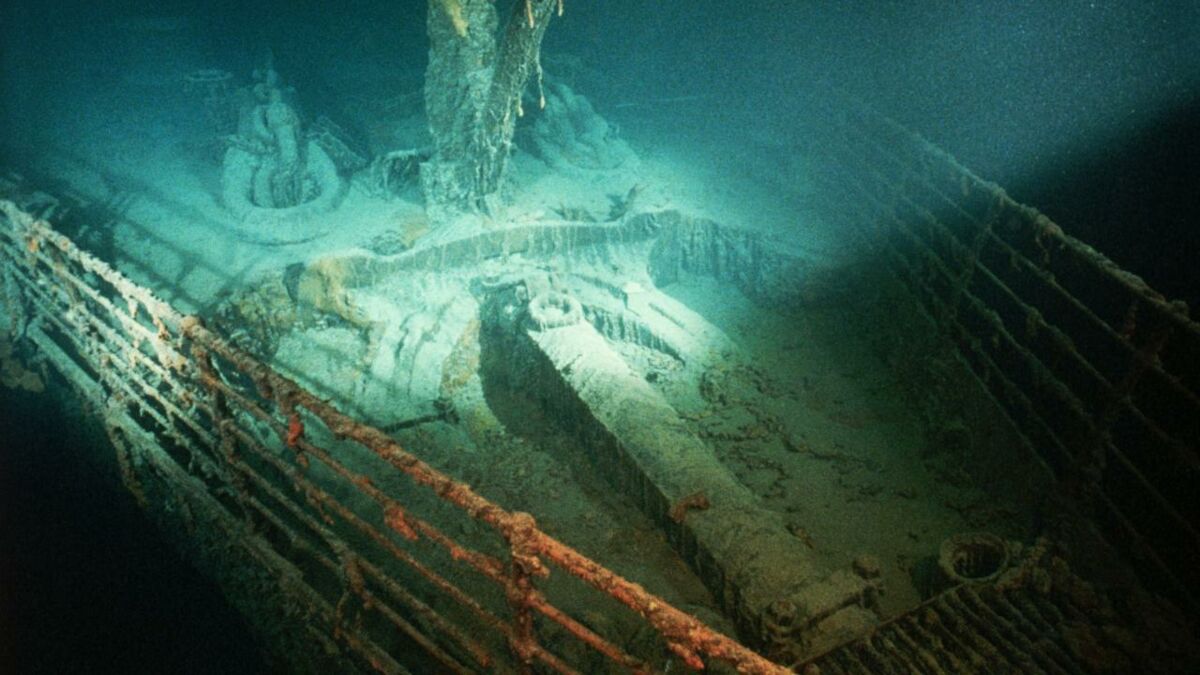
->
[669,490,711,524]
[384,505,420,542]
[286,412,304,448]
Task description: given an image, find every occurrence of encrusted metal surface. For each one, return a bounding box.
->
[5,85,1199,671]
[808,583,1095,675]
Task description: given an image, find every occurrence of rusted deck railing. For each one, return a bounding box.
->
[809,99,1200,613]
[0,191,789,674]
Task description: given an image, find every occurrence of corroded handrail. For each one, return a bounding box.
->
[0,195,789,674]
[809,96,1200,613]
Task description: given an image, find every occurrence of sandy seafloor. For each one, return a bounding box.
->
[2,13,1031,656]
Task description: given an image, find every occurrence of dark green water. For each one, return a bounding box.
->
[0,387,267,674]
